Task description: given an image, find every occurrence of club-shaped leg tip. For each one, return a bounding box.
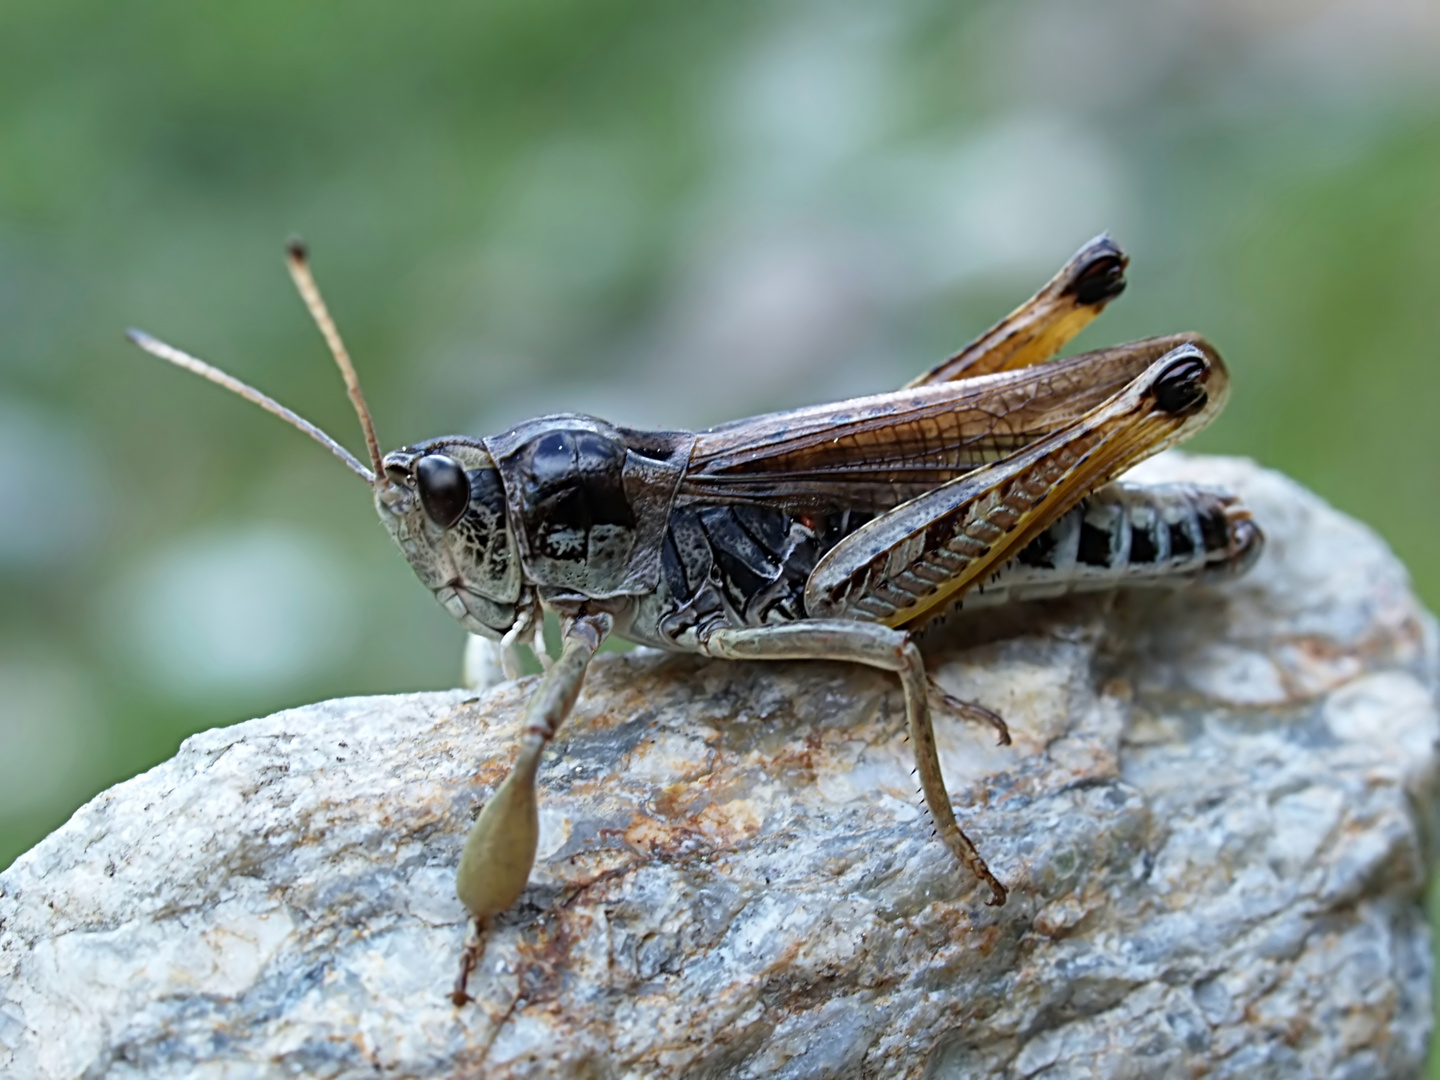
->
[456,760,541,918]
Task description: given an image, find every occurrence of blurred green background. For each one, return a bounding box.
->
[2,0,1438,1033]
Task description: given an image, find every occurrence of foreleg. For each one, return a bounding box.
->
[452,611,612,1004]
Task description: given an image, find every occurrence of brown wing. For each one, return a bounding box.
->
[804,342,1229,627]
[680,335,1209,514]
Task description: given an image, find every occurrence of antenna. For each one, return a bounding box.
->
[125,328,377,484]
[283,238,387,485]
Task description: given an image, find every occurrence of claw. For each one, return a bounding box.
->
[451,915,489,1006]
[929,681,1012,746]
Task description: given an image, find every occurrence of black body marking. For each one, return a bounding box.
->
[1129,524,1158,564]
[1017,529,1058,569]
[1078,520,1111,567]
[1168,521,1195,558]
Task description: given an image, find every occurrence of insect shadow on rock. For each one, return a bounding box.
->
[128,234,1263,1005]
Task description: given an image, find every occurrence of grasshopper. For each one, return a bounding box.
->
[128,235,1262,1003]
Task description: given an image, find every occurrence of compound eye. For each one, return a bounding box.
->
[415,454,470,528]
[1153,355,1209,415]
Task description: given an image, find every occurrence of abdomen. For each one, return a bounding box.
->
[956,482,1262,611]
[629,482,1259,646]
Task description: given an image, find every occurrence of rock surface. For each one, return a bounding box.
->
[2,454,1437,1079]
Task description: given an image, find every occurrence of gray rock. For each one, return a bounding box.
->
[1,454,1435,1079]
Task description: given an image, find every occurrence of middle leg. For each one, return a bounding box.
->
[700,619,1008,906]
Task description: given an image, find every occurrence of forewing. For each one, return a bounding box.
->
[803,343,1229,628]
[681,335,1206,513]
